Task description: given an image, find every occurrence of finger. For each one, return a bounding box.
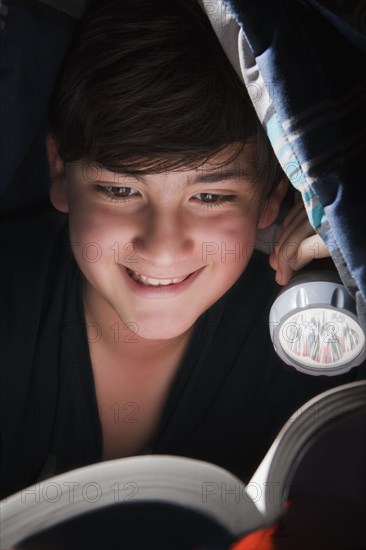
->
[275,234,330,285]
[275,206,310,253]
[290,234,331,271]
[274,225,318,284]
[270,212,313,271]
[270,203,309,267]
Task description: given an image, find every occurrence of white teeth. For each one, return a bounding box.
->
[128,269,187,286]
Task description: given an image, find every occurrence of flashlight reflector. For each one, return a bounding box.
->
[278,308,364,369]
[270,271,366,375]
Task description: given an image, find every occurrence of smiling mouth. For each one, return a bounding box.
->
[126,268,192,286]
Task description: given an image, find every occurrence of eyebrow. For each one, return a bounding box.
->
[94,167,249,187]
[88,160,251,188]
[189,169,245,186]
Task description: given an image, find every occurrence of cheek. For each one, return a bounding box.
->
[197,217,258,311]
[68,205,133,270]
[199,214,257,265]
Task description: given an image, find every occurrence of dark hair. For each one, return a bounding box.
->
[47,0,284,200]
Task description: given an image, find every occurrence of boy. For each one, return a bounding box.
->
[1,0,364,499]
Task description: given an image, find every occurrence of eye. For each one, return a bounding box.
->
[95,185,140,202]
[192,193,236,208]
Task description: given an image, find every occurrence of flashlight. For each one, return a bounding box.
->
[269,262,366,376]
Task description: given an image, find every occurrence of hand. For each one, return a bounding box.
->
[269,200,330,286]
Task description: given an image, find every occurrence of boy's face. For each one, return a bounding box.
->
[49,142,286,341]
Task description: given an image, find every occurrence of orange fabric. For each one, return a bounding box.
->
[228,525,278,550]
[228,501,291,550]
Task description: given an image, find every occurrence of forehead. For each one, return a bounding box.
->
[72,142,256,184]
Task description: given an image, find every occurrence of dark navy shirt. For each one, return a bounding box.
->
[1,206,365,500]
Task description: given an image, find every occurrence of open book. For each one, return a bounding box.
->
[0,380,365,550]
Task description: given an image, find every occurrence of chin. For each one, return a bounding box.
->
[132,319,195,341]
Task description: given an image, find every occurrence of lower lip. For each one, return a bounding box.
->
[119,265,204,298]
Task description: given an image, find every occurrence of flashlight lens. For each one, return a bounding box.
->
[278,308,365,368]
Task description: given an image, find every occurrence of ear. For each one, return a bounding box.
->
[46,133,69,213]
[257,177,289,229]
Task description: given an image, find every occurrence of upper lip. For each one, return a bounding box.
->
[125,266,200,280]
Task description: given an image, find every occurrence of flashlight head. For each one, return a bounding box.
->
[269,270,366,375]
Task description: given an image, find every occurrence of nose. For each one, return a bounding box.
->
[132,208,193,269]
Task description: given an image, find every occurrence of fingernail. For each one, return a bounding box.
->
[269,255,278,270]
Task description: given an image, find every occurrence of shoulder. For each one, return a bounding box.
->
[0,207,72,325]
[0,206,70,273]
[0,206,68,246]
[198,250,278,357]
[218,250,278,320]
[0,208,76,496]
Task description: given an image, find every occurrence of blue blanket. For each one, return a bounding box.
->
[202,0,366,329]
